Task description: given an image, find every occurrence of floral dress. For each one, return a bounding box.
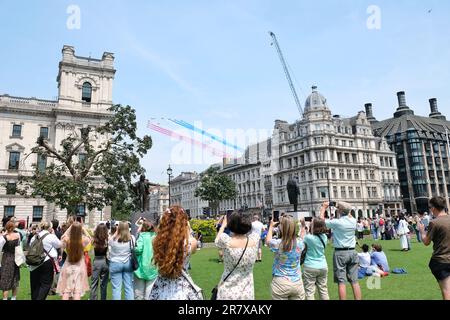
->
[215,233,259,300]
[149,241,203,300]
[0,237,20,291]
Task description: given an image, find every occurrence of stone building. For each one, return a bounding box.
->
[218,86,403,218]
[0,45,115,226]
[270,86,402,217]
[169,171,209,218]
[148,185,169,219]
[370,91,450,213]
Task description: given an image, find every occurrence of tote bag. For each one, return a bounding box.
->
[15,244,26,267]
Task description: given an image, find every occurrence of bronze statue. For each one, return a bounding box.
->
[133,174,150,212]
[286,177,300,212]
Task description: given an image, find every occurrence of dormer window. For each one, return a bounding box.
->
[82,82,92,103]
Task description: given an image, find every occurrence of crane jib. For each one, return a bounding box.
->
[268,31,304,117]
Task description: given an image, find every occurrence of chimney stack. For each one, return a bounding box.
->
[429,98,438,114]
[397,91,407,107]
[364,103,377,124]
[429,98,446,120]
[394,91,414,118]
[365,103,373,118]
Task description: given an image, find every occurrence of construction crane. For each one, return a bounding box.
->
[269,31,304,117]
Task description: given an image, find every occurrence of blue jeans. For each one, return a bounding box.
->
[415,230,421,243]
[109,260,134,300]
[372,228,378,240]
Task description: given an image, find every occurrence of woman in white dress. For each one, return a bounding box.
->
[215,211,259,300]
[397,214,410,251]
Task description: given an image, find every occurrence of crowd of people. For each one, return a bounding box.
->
[0,196,449,300]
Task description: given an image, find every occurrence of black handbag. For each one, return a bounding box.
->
[129,238,139,271]
[211,236,249,300]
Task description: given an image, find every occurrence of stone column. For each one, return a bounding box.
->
[403,140,417,213]
[437,143,450,210]
[422,141,433,197]
[430,141,440,195]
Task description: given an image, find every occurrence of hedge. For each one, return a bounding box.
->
[190,219,217,243]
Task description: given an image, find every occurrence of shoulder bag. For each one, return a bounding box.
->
[129,238,139,271]
[301,234,326,265]
[211,236,249,300]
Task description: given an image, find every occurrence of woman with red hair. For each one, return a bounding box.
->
[149,206,202,300]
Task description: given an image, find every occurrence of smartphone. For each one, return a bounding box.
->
[329,201,337,207]
[305,217,313,222]
[76,216,82,223]
[226,210,233,221]
[273,211,280,222]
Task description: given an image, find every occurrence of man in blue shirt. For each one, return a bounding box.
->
[320,201,362,300]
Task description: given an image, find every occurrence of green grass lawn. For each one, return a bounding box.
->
[12,238,441,300]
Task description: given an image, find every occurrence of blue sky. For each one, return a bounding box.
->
[1,0,449,184]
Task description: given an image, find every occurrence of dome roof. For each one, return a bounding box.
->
[304,86,328,112]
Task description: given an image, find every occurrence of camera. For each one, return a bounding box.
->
[329,201,337,207]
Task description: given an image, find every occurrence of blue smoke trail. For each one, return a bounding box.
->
[168,119,245,152]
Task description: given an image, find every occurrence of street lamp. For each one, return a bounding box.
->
[167,165,173,206]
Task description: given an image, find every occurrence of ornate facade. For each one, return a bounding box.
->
[0,46,115,226]
[219,86,403,218]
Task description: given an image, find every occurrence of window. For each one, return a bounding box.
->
[79,154,87,167]
[331,169,336,179]
[341,186,346,198]
[6,183,16,195]
[333,186,338,198]
[40,127,49,139]
[12,124,22,137]
[354,170,360,180]
[82,82,92,103]
[348,187,354,198]
[318,187,327,198]
[37,154,47,172]
[356,187,361,198]
[4,206,15,218]
[33,206,44,222]
[9,152,20,170]
[372,187,378,198]
[339,169,345,179]
[347,170,352,180]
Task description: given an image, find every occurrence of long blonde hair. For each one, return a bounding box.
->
[279,215,297,252]
[115,221,131,242]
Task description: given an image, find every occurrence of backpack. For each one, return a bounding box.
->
[26,232,51,266]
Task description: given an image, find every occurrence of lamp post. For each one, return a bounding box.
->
[167,165,173,206]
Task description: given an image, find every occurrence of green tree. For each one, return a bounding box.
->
[17,104,152,218]
[194,166,237,216]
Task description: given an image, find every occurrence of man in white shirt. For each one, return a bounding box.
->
[28,221,62,300]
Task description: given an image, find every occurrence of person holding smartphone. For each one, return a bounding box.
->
[266,213,306,300]
[319,201,361,301]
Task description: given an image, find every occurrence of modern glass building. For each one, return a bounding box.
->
[370,91,450,213]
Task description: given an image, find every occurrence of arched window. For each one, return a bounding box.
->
[82,82,92,103]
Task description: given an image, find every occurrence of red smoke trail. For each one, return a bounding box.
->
[147,122,233,158]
